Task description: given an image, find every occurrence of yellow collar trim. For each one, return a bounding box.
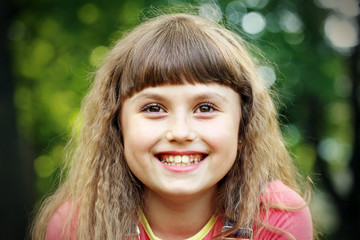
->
[139,210,218,240]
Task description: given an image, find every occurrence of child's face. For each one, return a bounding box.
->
[121,83,241,198]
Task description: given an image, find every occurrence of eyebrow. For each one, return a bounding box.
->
[192,93,228,102]
[130,93,167,103]
[130,91,229,104]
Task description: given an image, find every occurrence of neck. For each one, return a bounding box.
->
[142,186,218,240]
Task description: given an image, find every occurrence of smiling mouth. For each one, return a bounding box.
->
[156,154,207,166]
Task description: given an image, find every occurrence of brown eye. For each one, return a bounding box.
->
[148,106,161,112]
[195,103,216,113]
[199,105,212,112]
[141,104,164,113]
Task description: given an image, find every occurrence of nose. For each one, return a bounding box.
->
[165,112,196,143]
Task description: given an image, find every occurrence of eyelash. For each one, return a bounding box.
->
[194,102,218,113]
[140,102,218,114]
[140,103,165,113]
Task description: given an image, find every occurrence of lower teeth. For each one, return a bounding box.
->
[162,161,199,166]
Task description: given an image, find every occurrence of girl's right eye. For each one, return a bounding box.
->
[141,103,165,113]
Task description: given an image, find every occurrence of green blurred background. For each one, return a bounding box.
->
[1,0,359,239]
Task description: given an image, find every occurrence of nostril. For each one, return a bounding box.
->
[165,127,196,142]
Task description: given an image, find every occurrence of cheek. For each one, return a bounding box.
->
[123,118,162,156]
[197,118,239,156]
[122,120,154,174]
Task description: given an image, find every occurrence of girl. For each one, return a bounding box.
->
[32,12,314,240]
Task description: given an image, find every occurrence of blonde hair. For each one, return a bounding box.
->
[31,13,306,239]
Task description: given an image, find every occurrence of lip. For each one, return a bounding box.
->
[155,151,208,173]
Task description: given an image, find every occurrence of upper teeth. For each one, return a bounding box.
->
[159,154,204,165]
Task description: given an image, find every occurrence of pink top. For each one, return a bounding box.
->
[253,181,313,239]
[46,181,312,240]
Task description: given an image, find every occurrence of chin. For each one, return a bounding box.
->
[153,184,217,199]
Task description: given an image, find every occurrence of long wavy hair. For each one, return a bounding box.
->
[31,13,305,239]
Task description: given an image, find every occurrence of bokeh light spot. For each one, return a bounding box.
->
[316,0,359,17]
[78,3,100,24]
[32,39,55,67]
[311,192,339,234]
[199,3,223,23]
[332,168,353,196]
[90,45,109,66]
[225,1,247,24]
[324,14,359,52]
[257,65,276,87]
[242,12,266,34]
[279,10,303,33]
[245,0,269,9]
[34,155,56,178]
[318,138,351,163]
[336,0,360,17]
[120,0,144,25]
[283,32,305,45]
[327,101,351,124]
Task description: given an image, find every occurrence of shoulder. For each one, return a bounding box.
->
[254,181,313,240]
[261,181,307,207]
[46,201,78,240]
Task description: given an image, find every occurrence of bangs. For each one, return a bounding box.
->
[118,14,242,98]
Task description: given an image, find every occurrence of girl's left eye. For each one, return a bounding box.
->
[141,103,165,113]
[195,103,217,113]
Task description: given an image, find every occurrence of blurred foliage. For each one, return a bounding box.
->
[6,0,359,239]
